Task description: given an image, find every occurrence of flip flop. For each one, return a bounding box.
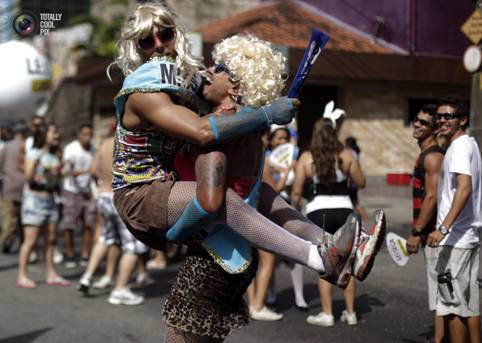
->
[46,276,71,287]
[17,279,37,289]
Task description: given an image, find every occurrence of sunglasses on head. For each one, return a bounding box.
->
[214,63,237,81]
[413,117,433,127]
[137,27,175,51]
[435,112,461,121]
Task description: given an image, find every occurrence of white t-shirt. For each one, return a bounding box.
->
[62,140,94,194]
[437,134,482,248]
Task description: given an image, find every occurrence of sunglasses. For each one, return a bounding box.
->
[137,27,175,51]
[436,112,461,121]
[413,117,433,127]
[214,63,237,82]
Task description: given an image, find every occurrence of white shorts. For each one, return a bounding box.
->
[97,193,148,255]
[425,245,479,317]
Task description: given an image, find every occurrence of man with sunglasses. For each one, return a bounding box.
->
[425,97,481,343]
[406,104,445,342]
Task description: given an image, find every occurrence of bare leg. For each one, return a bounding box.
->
[45,223,59,279]
[447,314,467,343]
[318,278,333,315]
[106,245,121,280]
[252,250,276,311]
[112,253,139,291]
[467,316,480,343]
[342,277,356,314]
[63,229,74,258]
[81,225,92,259]
[17,226,40,284]
[82,240,109,278]
[434,313,446,343]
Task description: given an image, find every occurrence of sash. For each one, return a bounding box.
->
[195,156,264,274]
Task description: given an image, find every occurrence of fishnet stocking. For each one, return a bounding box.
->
[167,182,313,268]
[163,325,223,343]
[257,182,332,244]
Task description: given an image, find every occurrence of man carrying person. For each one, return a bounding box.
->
[61,124,96,268]
[406,104,445,342]
[426,97,481,343]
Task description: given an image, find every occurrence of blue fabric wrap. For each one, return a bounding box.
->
[196,155,264,274]
[113,59,210,120]
[210,106,266,144]
[166,197,214,244]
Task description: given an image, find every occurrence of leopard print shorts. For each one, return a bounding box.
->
[163,243,258,339]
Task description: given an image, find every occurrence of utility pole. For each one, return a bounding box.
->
[462,1,482,148]
[472,1,482,148]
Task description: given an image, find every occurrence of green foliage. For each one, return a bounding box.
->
[66,0,128,58]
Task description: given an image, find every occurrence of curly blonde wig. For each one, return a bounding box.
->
[212,34,286,107]
[115,3,203,85]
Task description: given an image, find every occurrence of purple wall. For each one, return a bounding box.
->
[291,0,473,57]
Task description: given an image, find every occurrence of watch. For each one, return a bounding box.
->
[411,228,423,237]
[438,226,450,236]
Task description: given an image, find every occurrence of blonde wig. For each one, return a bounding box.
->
[212,34,286,107]
[114,3,203,85]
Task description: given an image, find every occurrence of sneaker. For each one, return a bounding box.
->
[135,273,155,287]
[250,306,283,321]
[353,209,386,281]
[318,213,361,289]
[306,312,335,327]
[108,288,144,305]
[146,259,167,270]
[28,250,38,263]
[93,275,113,289]
[340,310,358,325]
[78,276,91,295]
[53,248,64,264]
[64,256,77,269]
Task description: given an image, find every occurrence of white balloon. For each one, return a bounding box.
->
[0,40,51,121]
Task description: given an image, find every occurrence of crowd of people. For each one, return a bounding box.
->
[0,3,479,343]
[406,98,481,343]
[0,116,163,303]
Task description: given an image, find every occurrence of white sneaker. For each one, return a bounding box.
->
[92,275,113,289]
[78,276,91,295]
[53,248,64,264]
[306,312,335,327]
[250,306,283,321]
[135,273,155,286]
[108,288,144,305]
[28,250,38,263]
[340,310,357,325]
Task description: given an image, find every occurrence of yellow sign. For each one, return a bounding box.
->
[461,9,482,44]
[31,79,52,92]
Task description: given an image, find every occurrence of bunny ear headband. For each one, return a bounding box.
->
[322,100,346,128]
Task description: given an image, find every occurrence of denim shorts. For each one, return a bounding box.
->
[21,189,59,227]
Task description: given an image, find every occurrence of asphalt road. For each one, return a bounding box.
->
[0,192,480,343]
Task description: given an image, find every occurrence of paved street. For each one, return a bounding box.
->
[0,190,480,343]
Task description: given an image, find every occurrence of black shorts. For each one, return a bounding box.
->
[306,208,353,235]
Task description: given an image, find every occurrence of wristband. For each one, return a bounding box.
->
[411,228,423,237]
